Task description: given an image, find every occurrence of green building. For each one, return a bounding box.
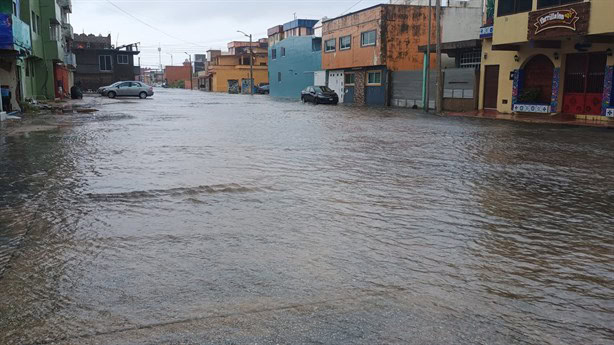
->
[1,0,74,116]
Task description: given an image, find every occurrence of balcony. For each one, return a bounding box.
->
[62,23,73,39]
[64,52,76,69]
[57,0,72,13]
[0,14,32,54]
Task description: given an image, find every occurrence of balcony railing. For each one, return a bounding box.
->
[62,23,73,39]
[64,52,76,68]
[57,0,72,13]
[0,14,32,53]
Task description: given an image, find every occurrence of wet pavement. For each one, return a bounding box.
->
[0,89,613,345]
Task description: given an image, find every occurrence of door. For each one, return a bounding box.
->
[327,71,344,103]
[116,82,131,96]
[483,65,499,109]
[314,71,326,86]
[563,53,607,115]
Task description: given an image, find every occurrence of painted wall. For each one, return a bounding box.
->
[382,5,436,71]
[164,63,192,86]
[441,7,483,43]
[322,6,383,70]
[210,66,268,92]
[269,36,322,99]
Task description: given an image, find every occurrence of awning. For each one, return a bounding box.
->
[418,39,482,53]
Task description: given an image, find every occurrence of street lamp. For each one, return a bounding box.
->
[184,52,193,90]
[237,30,254,95]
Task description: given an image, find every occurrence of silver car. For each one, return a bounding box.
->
[103,81,154,99]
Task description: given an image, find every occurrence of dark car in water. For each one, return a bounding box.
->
[301,86,338,105]
[256,84,269,94]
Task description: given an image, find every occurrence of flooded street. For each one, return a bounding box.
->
[1,89,613,344]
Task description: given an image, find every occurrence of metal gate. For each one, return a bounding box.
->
[563,53,607,115]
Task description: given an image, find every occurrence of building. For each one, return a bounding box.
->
[203,41,269,93]
[40,0,75,100]
[479,0,614,119]
[0,0,32,114]
[268,18,323,99]
[194,54,206,73]
[164,60,192,88]
[322,4,436,105]
[73,33,140,91]
[415,0,485,111]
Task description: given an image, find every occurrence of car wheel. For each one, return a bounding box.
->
[139,92,147,99]
[107,91,116,99]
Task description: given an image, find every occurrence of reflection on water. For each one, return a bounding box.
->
[0,90,613,344]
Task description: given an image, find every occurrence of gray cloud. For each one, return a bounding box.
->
[72,0,384,67]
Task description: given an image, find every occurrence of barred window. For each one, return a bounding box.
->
[459,50,481,69]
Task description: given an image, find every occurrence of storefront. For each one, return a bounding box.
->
[479,1,614,118]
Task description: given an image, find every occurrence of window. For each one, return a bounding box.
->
[325,39,336,52]
[277,72,282,82]
[281,47,286,57]
[36,15,40,32]
[31,11,37,33]
[497,0,532,16]
[117,55,129,64]
[537,0,582,9]
[99,55,112,71]
[340,35,351,50]
[367,71,382,85]
[344,72,355,85]
[459,50,481,69]
[312,38,322,52]
[361,30,376,47]
[272,48,277,59]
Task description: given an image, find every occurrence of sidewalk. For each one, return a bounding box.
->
[444,110,614,129]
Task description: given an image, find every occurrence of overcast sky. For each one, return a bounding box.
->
[71,0,387,68]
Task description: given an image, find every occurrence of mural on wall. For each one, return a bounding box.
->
[602,65,613,116]
[551,67,560,111]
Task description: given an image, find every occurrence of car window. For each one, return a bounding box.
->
[132,82,141,87]
[118,82,130,88]
[319,86,333,93]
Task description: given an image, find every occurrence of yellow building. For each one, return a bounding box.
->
[479,0,614,119]
[205,44,269,93]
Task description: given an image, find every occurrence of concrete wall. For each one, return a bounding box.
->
[269,36,322,99]
[165,64,192,86]
[441,7,482,43]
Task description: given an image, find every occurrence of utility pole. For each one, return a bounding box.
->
[186,53,193,90]
[249,34,254,95]
[436,0,443,115]
[237,30,254,95]
[158,44,162,70]
[425,0,432,112]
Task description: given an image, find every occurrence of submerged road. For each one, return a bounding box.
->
[0,89,613,344]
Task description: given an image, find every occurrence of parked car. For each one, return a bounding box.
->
[102,81,154,99]
[98,82,121,95]
[256,84,269,95]
[301,86,339,105]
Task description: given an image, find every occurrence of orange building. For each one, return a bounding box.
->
[164,61,192,88]
[322,4,435,105]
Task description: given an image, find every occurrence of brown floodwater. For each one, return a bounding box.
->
[0,89,613,344]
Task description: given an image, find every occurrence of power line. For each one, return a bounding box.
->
[103,0,208,48]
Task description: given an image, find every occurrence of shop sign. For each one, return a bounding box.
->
[528,2,590,40]
[480,25,493,39]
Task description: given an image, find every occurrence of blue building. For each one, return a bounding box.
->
[269,35,322,99]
